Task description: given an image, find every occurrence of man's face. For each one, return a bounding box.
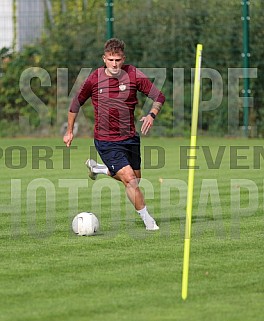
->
[103,51,125,76]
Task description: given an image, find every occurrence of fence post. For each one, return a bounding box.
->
[106,0,114,39]
[242,1,250,137]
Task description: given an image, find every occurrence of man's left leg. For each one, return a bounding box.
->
[114,165,159,230]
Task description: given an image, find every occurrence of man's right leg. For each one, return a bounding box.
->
[85,159,109,180]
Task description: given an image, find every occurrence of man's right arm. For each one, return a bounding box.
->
[63,111,78,147]
[63,73,94,147]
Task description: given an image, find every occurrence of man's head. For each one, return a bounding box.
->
[104,38,125,55]
[103,38,126,76]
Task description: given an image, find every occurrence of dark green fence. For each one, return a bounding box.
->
[0,0,263,137]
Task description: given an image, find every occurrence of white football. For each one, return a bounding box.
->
[72,212,99,236]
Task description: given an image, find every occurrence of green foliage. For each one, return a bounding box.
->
[0,47,45,131]
[0,0,263,137]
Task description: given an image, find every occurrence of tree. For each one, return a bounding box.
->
[1,0,263,137]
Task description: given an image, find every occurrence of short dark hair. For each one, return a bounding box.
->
[104,38,125,54]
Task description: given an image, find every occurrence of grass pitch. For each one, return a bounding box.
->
[0,136,263,321]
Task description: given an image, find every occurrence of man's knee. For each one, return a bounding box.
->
[118,169,138,187]
[122,174,138,188]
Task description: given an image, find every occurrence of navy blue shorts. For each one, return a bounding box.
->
[94,135,141,176]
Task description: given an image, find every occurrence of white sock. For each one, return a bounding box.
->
[93,162,109,175]
[137,206,156,228]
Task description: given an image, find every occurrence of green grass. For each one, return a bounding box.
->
[0,136,264,321]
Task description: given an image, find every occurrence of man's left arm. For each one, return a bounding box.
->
[140,101,163,135]
[136,69,165,135]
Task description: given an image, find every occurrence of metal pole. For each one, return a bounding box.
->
[106,0,114,40]
[242,1,250,137]
[182,44,203,301]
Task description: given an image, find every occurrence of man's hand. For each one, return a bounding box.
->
[140,114,154,135]
[63,112,78,147]
[63,131,74,147]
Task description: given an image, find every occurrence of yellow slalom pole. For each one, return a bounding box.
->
[182,44,203,301]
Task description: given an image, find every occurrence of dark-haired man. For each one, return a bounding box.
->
[64,38,165,230]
